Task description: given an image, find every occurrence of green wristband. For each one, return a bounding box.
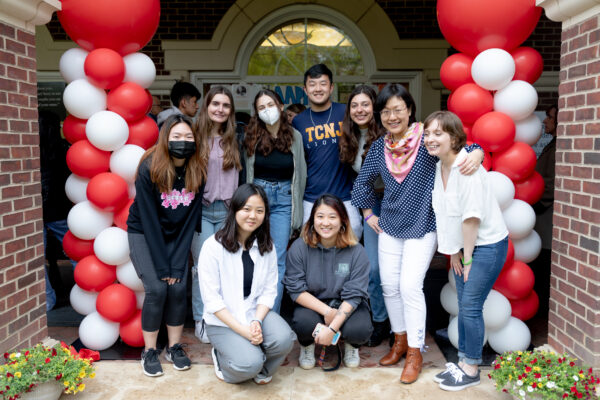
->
[461,257,472,266]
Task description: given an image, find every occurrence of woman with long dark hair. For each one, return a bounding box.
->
[199,183,294,384]
[190,86,243,342]
[127,114,206,377]
[244,89,306,313]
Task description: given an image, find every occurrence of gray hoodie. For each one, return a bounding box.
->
[283,238,370,309]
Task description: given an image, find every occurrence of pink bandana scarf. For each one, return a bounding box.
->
[384,122,423,185]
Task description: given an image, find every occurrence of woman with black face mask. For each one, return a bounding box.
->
[127,114,206,377]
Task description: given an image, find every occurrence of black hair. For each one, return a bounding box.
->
[304,63,333,86]
[170,81,201,108]
[375,83,417,126]
[215,183,273,255]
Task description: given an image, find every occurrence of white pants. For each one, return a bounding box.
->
[303,200,363,239]
[378,231,437,349]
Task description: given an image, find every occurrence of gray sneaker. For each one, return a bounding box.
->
[141,348,164,377]
[439,365,480,391]
[433,362,460,383]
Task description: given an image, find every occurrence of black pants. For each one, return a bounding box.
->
[128,233,188,331]
[292,300,373,347]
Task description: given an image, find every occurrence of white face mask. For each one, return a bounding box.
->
[258,106,280,126]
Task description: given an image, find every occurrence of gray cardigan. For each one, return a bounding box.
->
[245,129,307,234]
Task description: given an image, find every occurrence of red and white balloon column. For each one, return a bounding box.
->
[437,0,545,354]
[57,0,161,350]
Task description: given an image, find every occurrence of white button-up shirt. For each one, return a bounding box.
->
[431,149,508,255]
[199,235,278,328]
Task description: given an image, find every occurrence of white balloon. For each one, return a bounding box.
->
[488,317,531,354]
[67,201,113,240]
[503,199,536,240]
[515,114,543,145]
[483,290,512,331]
[135,291,145,309]
[123,53,156,88]
[440,282,458,316]
[128,182,137,198]
[448,316,488,349]
[86,111,129,152]
[70,284,99,316]
[513,230,542,263]
[110,144,145,182]
[63,79,107,119]
[79,311,120,351]
[487,171,515,210]
[59,48,88,83]
[494,80,538,122]
[448,268,456,291]
[65,174,89,204]
[116,260,144,292]
[94,227,130,265]
[471,48,515,91]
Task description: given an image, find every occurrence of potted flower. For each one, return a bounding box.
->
[488,349,599,399]
[0,343,96,400]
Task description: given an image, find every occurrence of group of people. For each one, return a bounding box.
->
[126,63,509,391]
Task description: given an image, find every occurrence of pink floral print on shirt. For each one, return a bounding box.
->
[160,188,195,209]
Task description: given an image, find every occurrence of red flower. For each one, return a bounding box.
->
[532,382,537,388]
[6,373,13,378]
[571,385,578,392]
[55,373,62,380]
[487,374,491,379]
[51,348,57,357]
[494,364,501,369]
[577,394,582,399]
[45,357,50,363]
[24,351,29,356]
[563,394,568,398]
[559,358,564,364]
[2,353,7,359]
[522,373,528,378]
[525,366,532,372]
[547,359,553,364]
[570,361,575,367]
[579,369,584,374]
[534,373,541,379]
[531,358,537,364]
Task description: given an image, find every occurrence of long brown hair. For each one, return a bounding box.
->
[244,89,294,157]
[301,194,358,248]
[195,86,241,170]
[140,114,206,193]
[339,85,381,164]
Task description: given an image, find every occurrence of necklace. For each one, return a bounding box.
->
[309,106,333,127]
[175,164,186,180]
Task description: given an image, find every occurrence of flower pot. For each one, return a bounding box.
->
[20,381,64,400]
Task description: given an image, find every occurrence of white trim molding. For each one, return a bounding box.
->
[537,0,600,27]
[0,0,60,32]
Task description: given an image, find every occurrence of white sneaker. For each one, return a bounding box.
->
[343,342,360,368]
[298,344,316,370]
[253,375,273,385]
[211,348,224,381]
[195,320,210,344]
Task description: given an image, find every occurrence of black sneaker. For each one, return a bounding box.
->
[165,343,191,371]
[433,362,461,383]
[141,348,164,377]
[439,365,480,391]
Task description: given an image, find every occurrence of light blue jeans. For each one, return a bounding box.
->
[455,236,508,364]
[363,194,388,322]
[191,200,228,321]
[254,179,292,314]
[43,220,77,311]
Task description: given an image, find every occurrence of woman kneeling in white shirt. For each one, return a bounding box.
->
[199,183,294,384]
[424,111,508,392]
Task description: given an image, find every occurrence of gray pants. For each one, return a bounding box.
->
[206,311,294,383]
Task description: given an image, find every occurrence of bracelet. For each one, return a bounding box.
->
[461,258,473,266]
[251,319,262,326]
[364,213,375,222]
[328,326,338,334]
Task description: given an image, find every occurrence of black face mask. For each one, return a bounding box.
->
[168,140,196,159]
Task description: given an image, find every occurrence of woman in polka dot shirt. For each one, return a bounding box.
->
[351,83,483,384]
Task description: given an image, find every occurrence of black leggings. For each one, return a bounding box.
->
[128,233,188,331]
[291,301,373,347]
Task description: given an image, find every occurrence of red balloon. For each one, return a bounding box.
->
[63,115,87,144]
[502,239,515,272]
[66,140,111,178]
[440,53,474,91]
[448,83,493,125]
[510,290,539,321]
[114,198,134,231]
[463,124,473,142]
[127,116,159,149]
[86,172,129,212]
[119,309,144,347]
[437,0,542,56]
[472,112,516,153]
[492,141,537,182]
[96,284,137,323]
[107,82,152,122]
[511,47,544,84]
[57,0,160,56]
[84,48,125,89]
[74,255,116,292]
[514,171,545,205]
[62,230,95,261]
[493,260,535,300]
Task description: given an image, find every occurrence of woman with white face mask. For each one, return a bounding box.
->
[243,89,307,313]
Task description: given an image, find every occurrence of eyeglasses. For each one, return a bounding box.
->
[380,107,407,118]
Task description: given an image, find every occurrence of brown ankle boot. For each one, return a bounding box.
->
[400,347,423,384]
[379,333,407,366]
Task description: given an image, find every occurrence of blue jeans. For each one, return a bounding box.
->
[363,194,388,322]
[455,236,508,364]
[254,178,292,314]
[43,220,77,311]
[191,200,228,321]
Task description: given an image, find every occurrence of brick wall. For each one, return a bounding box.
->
[548,14,600,366]
[0,22,46,353]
